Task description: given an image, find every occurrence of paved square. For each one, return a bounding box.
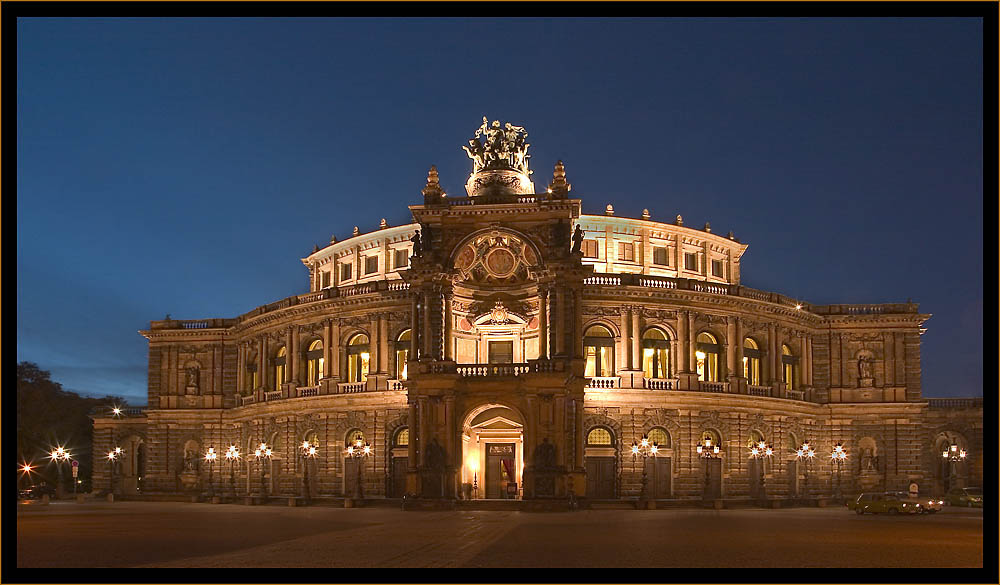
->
[16,501,982,568]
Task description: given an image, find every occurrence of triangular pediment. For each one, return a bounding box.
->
[470,416,522,430]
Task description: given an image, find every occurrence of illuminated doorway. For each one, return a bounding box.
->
[461,404,524,500]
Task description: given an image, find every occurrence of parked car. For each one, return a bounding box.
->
[944,486,982,507]
[849,492,920,515]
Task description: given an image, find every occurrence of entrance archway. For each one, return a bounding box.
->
[461,404,524,500]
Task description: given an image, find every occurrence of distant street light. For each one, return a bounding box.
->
[696,435,721,500]
[253,442,272,501]
[748,439,773,503]
[345,436,371,500]
[796,441,816,500]
[941,443,967,491]
[830,442,848,500]
[204,446,218,499]
[299,440,318,504]
[106,447,123,497]
[50,447,72,498]
[631,434,659,503]
[224,445,240,500]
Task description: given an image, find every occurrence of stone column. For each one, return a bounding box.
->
[726,316,737,385]
[631,308,641,370]
[618,308,629,372]
[236,343,245,393]
[322,321,332,378]
[422,290,432,359]
[806,335,814,386]
[290,326,300,386]
[407,402,418,470]
[417,397,429,467]
[259,337,267,396]
[677,311,689,372]
[379,314,390,374]
[573,288,584,358]
[687,312,697,371]
[538,287,548,359]
[410,295,420,360]
[443,291,453,361]
[284,329,293,384]
[330,321,341,381]
[734,318,744,391]
[553,288,565,356]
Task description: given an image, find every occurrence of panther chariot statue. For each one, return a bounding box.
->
[462,116,536,197]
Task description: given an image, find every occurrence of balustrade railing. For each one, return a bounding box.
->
[264,390,283,402]
[457,363,531,377]
[698,381,727,393]
[642,378,675,390]
[296,385,320,398]
[587,376,621,389]
[338,381,368,393]
[387,281,410,291]
[748,385,771,397]
[387,379,406,390]
[238,394,256,406]
[927,397,983,409]
[785,389,805,401]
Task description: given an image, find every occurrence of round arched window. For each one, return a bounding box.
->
[395,428,409,447]
[647,427,670,448]
[347,334,370,382]
[642,329,670,380]
[587,427,613,446]
[695,332,719,382]
[584,325,614,377]
[396,329,411,381]
[743,337,761,386]
[305,339,324,386]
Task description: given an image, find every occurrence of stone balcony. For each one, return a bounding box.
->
[698,381,729,393]
[587,376,621,389]
[642,378,677,390]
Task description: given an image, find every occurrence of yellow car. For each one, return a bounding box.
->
[849,492,920,515]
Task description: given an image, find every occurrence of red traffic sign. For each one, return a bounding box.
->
[71,460,79,467]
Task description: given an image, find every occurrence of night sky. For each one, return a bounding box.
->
[16,18,983,404]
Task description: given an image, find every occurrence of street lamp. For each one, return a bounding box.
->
[631,434,660,502]
[253,442,273,501]
[224,445,240,500]
[106,446,123,497]
[204,446,218,499]
[796,441,816,500]
[830,442,848,501]
[941,443,967,491]
[299,439,318,504]
[345,435,372,500]
[696,435,721,500]
[748,439,773,503]
[50,447,72,498]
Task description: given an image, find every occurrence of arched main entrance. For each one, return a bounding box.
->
[461,404,524,500]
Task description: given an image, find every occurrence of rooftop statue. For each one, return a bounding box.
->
[462,116,532,176]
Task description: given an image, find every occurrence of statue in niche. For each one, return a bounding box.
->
[533,437,557,470]
[860,447,878,471]
[183,449,198,472]
[571,225,584,254]
[410,230,422,257]
[185,367,199,393]
[858,355,873,380]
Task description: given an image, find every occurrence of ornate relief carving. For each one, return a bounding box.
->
[454,231,539,285]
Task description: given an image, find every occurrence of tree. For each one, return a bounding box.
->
[17,362,125,494]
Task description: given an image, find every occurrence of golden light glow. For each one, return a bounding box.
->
[631,444,640,455]
[695,350,706,360]
[112,407,122,416]
[466,455,479,472]
[204,447,217,462]
[225,445,240,461]
[346,445,355,455]
[650,444,659,455]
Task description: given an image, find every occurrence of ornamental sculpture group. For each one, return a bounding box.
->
[462,116,532,176]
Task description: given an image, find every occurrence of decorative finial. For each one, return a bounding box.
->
[330,234,338,244]
[353,226,360,236]
[675,214,683,226]
[422,164,444,202]
[312,244,320,253]
[727,231,735,240]
[547,160,571,199]
[380,218,388,229]
[641,209,650,220]
[704,222,711,233]
[605,204,614,216]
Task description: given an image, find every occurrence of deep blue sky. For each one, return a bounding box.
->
[17,18,983,404]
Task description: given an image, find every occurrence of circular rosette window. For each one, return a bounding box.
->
[453,232,539,284]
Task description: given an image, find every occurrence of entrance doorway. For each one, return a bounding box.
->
[749,457,765,499]
[485,443,517,499]
[702,458,723,499]
[461,404,524,500]
[645,457,671,498]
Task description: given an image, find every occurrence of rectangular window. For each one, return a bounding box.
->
[321,271,331,289]
[582,239,599,259]
[653,247,669,266]
[487,341,514,364]
[712,259,724,277]
[340,263,352,281]
[394,248,409,269]
[364,255,378,275]
[617,242,635,262]
[684,252,698,271]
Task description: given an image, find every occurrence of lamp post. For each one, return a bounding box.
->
[748,439,773,504]
[300,439,318,504]
[253,442,272,502]
[345,436,372,501]
[106,446,122,499]
[796,440,816,501]
[224,445,240,500]
[830,443,848,501]
[941,443,967,491]
[49,447,72,498]
[696,435,722,500]
[631,434,660,503]
[204,446,218,500]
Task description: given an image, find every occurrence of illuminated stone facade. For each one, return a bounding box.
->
[93,121,982,504]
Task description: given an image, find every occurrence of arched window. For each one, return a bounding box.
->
[395,329,411,381]
[695,332,720,382]
[347,334,370,382]
[746,429,765,450]
[642,328,671,379]
[245,351,258,391]
[782,344,798,390]
[305,339,324,386]
[647,427,670,448]
[584,325,614,377]
[273,346,287,389]
[346,429,365,448]
[743,338,761,385]
[587,427,614,446]
[394,427,409,447]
